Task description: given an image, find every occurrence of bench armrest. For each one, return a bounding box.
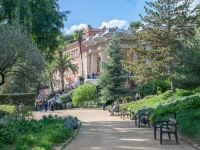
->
[155,120,168,124]
[160,123,177,127]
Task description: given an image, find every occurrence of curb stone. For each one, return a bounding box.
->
[179,135,199,149]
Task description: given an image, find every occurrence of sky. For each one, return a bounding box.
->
[58,0,200,34]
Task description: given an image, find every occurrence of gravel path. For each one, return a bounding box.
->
[34,109,195,150]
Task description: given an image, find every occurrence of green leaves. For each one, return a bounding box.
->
[72,83,97,106]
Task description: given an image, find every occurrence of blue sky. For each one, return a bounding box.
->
[58,0,200,34]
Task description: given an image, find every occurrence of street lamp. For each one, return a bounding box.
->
[11,80,14,94]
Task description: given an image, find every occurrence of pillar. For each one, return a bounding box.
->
[133,53,139,61]
[146,44,152,64]
[91,53,97,74]
[100,51,106,72]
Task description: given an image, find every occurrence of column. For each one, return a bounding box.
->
[133,53,138,62]
[91,53,97,74]
[146,44,152,64]
[100,51,106,72]
[128,51,133,62]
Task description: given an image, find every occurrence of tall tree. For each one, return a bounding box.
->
[128,21,141,33]
[122,0,196,92]
[98,35,127,102]
[0,22,44,86]
[74,29,84,78]
[0,0,70,59]
[174,27,200,89]
[54,53,78,91]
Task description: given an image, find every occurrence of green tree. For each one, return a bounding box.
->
[74,29,84,78]
[54,52,78,91]
[122,0,196,92]
[0,22,44,86]
[72,83,97,107]
[0,0,70,58]
[128,21,141,33]
[174,27,200,89]
[98,35,127,102]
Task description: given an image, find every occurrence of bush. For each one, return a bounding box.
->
[60,90,74,103]
[0,105,16,116]
[67,102,74,109]
[72,84,97,107]
[0,93,36,105]
[137,79,170,97]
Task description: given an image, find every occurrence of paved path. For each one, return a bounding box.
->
[34,110,195,150]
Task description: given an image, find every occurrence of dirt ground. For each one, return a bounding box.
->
[34,109,195,150]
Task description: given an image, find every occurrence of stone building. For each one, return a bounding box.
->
[54,25,151,89]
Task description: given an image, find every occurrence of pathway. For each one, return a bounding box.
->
[34,109,195,150]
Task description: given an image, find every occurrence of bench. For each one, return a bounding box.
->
[138,111,150,128]
[113,106,120,115]
[154,118,178,144]
[120,108,131,120]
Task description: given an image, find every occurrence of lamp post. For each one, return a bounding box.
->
[11,80,14,94]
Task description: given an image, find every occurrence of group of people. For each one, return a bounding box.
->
[37,98,56,112]
[87,72,101,79]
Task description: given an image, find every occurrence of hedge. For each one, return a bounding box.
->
[0,93,36,106]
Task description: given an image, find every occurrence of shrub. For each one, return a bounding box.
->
[0,93,36,105]
[72,84,97,107]
[67,102,74,109]
[60,90,74,103]
[0,105,16,116]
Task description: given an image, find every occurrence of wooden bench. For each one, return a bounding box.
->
[120,108,131,120]
[138,111,150,128]
[154,118,178,144]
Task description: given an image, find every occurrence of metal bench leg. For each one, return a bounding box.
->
[154,123,156,139]
[168,133,171,139]
[160,130,163,144]
[138,119,140,128]
[175,132,179,144]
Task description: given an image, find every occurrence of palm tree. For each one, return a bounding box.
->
[55,52,78,91]
[74,29,84,78]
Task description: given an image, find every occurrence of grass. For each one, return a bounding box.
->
[1,117,75,150]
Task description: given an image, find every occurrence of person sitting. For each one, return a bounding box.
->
[109,102,119,116]
[122,97,127,103]
[135,92,141,100]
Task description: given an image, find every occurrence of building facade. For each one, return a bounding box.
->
[54,25,151,89]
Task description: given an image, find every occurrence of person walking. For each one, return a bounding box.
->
[49,100,56,111]
[43,98,48,112]
[38,99,43,113]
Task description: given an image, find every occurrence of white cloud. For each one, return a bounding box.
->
[98,19,128,29]
[191,0,200,9]
[64,24,87,34]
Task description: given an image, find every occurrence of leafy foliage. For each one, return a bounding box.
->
[0,22,45,86]
[0,93,36,105]
[54,52,78,91]
[122,0,196,92]
[128,21,141,33]
[98,35,128,102]
[174,27,200,89]
[60,90,74,103]
[0,0,70,58]
[72,84,97,107]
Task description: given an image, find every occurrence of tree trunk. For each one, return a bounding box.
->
[50,81,54,92]
[61,70,65,91]
[0,73,5,85]
[170,78,175,93]
[79,39,84,79]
